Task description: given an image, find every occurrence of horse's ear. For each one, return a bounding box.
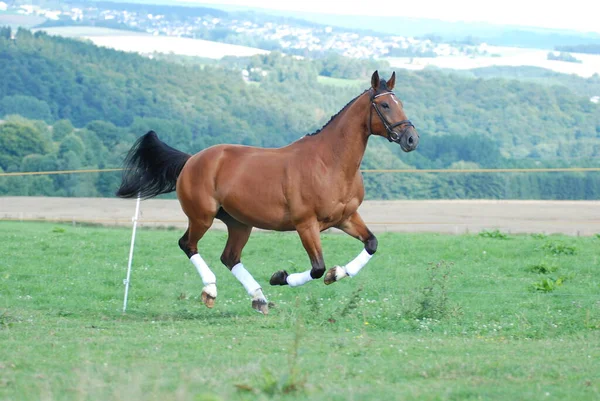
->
[386,71,396,90]
[371,70,380,90]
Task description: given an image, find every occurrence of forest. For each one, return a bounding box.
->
[0,27,599,200]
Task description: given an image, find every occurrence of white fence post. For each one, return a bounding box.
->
[122,195,141,313]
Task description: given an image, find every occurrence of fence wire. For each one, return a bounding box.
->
[2,167,600,177]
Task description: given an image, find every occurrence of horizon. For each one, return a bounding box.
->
[179,0,600,35]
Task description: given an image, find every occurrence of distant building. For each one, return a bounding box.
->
[591,96,600,104]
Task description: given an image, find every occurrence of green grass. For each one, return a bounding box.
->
[1,222,599,400]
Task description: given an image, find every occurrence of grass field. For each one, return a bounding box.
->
[1,222,599,400]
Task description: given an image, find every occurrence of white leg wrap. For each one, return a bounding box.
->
[190,254,216,285]
[231,263,262,296]
[335,266,349,281]
[344,249,373,277]
[286,270,313,287]
[251,288,267,302]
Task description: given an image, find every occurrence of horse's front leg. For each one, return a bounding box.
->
[270,221,324,287]
[324,212,377,285]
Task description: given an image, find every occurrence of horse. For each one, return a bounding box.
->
[116,70,419,314]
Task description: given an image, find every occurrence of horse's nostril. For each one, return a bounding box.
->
[408,136,414,145]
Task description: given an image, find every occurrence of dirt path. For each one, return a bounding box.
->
[1,197,598,236]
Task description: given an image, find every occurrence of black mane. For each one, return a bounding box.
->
[306,90,368,136]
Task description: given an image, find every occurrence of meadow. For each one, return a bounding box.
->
[0,222,598,400]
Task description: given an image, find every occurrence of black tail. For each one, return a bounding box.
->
[116,131,191,199]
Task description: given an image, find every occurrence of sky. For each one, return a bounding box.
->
[184,0,600,34]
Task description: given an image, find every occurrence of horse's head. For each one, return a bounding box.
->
[368,70,419,152]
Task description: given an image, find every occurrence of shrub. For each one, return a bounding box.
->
[542,242,576,256]
[479,229,508,239]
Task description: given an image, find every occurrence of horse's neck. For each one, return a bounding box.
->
[316,94,370,175]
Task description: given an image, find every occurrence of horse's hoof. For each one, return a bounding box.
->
[269,270,289,286]
[324,266,347,285]
[251,289,269,315]
[201,284,217,308]
[324,268,336,285]
[201,291,216,308]
[252,298,269,315]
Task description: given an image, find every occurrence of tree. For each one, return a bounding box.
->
[0,121,50,170]
[0,95,52,121]
[20,154,44,172]
[59,134,85,158]
[86,120,123,148]
[76,128,107,166]
[52,119,74,141]
[0,27,11,40]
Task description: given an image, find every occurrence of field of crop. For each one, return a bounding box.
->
[0,12,45,28]
[386,45,600,78]
[1,222,599,400]
[33,27,269,59]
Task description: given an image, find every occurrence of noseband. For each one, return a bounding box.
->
[369,91,416,143]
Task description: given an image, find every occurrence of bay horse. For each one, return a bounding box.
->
[116,70,419,314]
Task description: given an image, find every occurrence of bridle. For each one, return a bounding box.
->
[369,91,416,143]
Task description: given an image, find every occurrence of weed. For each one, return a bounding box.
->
[526,262,558,274]
[52,227,66,233]
[338,286,363,318]
[236,298,307,396]
[408,261,458,320]
[478,229,508,239]
[530,276,567,292]
[306,295,320,316]
[531,233,547,239]
[326,287,363,324]
[542,241,576,256]
[0,310,12,329]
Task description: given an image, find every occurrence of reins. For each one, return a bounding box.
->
[368,91,416,143]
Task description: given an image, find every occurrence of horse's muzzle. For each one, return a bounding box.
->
[399,128,419,152]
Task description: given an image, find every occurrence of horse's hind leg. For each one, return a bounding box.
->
[179,217,217,308]
[218,211,268,314]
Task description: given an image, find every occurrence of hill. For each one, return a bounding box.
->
[1,28,599,200]
[198,2,600,49]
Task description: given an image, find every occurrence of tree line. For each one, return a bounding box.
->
[1,28,599,199]
[555,44,600,55]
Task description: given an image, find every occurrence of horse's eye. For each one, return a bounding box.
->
[382,103,389,109]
